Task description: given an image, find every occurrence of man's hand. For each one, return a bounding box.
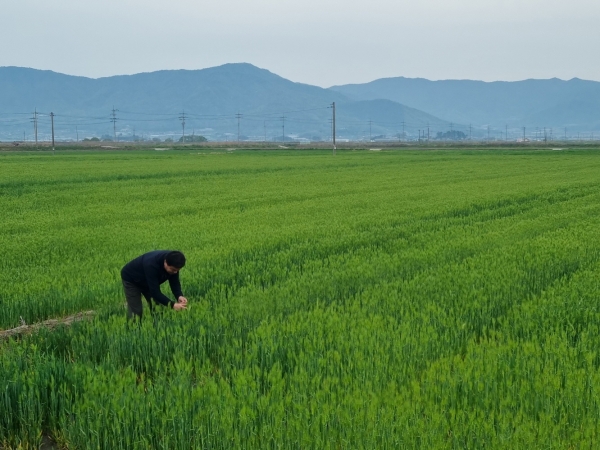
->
[173,302,187,311]
[178,296,188,305]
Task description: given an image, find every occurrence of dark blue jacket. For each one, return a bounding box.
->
[121,250,183,308]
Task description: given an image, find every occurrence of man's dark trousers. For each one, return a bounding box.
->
[122,280,152,320]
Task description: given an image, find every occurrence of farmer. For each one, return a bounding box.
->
[121,250,188,320]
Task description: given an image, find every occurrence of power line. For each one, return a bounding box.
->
[2,103,599,143]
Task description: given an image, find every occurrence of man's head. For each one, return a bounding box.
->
[164,251,186,274]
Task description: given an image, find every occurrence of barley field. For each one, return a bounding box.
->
[1,147,600,449]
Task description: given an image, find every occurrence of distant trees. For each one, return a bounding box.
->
[178,135,208,143]
[436,130,466,140]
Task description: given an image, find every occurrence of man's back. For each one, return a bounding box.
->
[121,250,171,288]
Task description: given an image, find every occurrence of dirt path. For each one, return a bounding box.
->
[0,311,95,340]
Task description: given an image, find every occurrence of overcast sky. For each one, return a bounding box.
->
[2,0,600,87]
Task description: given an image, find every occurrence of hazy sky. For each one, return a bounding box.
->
[3,0,600,86]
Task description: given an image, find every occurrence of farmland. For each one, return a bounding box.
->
[2,147,600,448]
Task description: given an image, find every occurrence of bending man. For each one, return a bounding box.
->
[121,250,188,320]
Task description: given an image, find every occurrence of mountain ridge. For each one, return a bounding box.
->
[0,64,450,141]
[1,63,598,142]
[329,75,600,132]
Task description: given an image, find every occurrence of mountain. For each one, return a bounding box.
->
[329,77,600,134]
[336,99,448,140]
[0,64,446,142]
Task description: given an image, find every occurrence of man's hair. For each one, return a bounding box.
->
[165,251,186,269]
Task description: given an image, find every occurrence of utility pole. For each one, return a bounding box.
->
[50,112,55,155]
[505,124,508,142]
[427,122,430,142]
[280,115,286,143]
[235,112,242,142]
[110,106,119,142]
[264,121,267,142]
[331,102,336,155]
[179,111,187,143]
[30,108,38,147]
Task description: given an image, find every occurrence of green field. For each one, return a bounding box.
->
[2,147,600,448]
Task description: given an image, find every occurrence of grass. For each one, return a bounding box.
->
[2,146,600,448]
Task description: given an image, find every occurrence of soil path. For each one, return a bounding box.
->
[0,311,95,340]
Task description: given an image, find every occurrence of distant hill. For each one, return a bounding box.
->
[7,64,596,142]
[329,77,600,134]
[336,99,448,140]
[0,64,447,142]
